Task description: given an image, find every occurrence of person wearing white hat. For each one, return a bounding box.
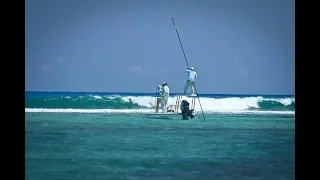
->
[184,66,197,96]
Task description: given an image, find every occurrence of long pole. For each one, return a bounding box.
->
[171,18,189,67]
[192,82,206,120]
[171,18,206,120]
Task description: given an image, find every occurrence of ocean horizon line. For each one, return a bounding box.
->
[25,91,295,97]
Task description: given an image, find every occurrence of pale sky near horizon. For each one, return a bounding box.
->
[25,0,295,95]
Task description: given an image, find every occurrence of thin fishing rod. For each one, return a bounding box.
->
[143,62,157,94]
[171,18,189,67]
[148,79,155,91]
[171,18,206,120]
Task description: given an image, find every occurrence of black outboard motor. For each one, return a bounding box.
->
[180,100,194,120]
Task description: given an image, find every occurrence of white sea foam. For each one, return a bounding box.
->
[121,95,294,112]
[91,95,102,99]
[25,108,154,114]
[26,95,294,115]
[25,108,294,115]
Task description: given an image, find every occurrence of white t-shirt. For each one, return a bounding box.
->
[161,85,169,97]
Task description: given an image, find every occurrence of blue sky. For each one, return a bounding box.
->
[25,0,294,95]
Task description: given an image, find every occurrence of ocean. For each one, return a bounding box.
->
[25,91,295,180]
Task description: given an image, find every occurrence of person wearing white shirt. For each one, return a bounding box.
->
[159,82,170,113]
[184,66,197,96]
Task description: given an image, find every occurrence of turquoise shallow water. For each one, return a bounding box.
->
[25,113,294,180]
